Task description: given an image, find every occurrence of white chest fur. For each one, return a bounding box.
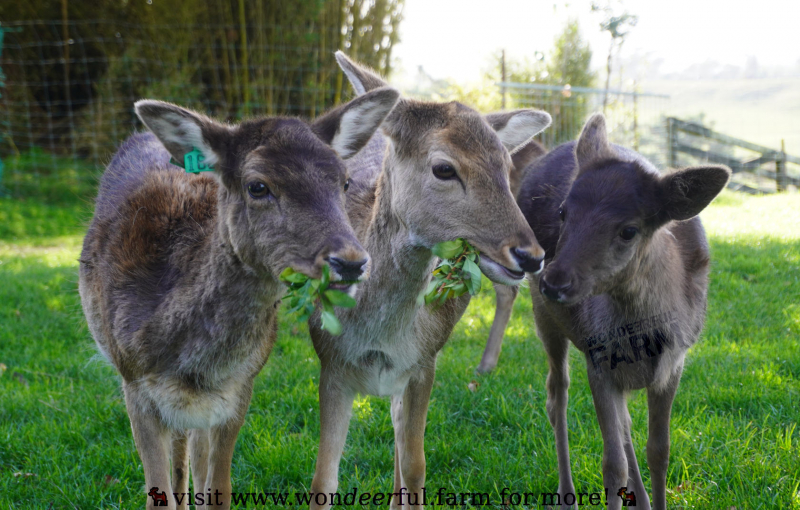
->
[338,302,427,397]
[140,373,244,430]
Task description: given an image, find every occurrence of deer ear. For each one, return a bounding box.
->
[334,51,391,96]
[575,113,616,171]
[134,100,230,169]
[486,110,551,154]
[657,165,731,222]
[313,87,400,159]
[508,138,546,171]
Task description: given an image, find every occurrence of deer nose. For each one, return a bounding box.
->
[540,274,572,302]
[511,247,544,274]
[327,256,368,281]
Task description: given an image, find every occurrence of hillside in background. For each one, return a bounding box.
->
[646,77,800,155]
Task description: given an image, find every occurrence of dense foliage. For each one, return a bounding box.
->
[0,0,404,160]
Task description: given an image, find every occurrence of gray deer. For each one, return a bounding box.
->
[79,89,399,509]
[520,114,730,510]
[306,53,552,509]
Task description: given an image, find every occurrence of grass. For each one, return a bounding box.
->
[0,166,798,509]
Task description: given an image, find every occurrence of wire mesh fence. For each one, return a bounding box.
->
[499,82,671,169]
[0,13,401,198]
[1,20,672,200]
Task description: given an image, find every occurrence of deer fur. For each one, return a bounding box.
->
[519,114,730,510]
[306,52,552,509]
[79,89,399,509]
[476,118,547,373]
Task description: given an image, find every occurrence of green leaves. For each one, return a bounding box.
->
[431,240,463,260]
[420,238,483,306]
[279,266,356,335]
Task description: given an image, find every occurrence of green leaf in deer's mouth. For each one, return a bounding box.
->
[280,264,352,335]
[421,238,483,307]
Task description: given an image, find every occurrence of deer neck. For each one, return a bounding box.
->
[607,226,682,318]
[200,210,282,321]
[358,161,437,314]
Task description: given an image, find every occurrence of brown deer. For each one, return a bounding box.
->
[476,128,547,374]
[520,114,730,510]
[305,52,551,509]
[78,89,399,509]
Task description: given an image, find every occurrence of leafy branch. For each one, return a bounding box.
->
[280,265,356,336]
[420,239,483,306]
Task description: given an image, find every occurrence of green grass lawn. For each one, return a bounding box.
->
[1,175,798,508]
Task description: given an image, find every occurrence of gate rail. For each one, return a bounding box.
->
[667,117,799,193]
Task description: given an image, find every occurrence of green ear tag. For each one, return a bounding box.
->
[183,148,214,173]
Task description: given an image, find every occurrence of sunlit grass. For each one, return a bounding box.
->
[0,189,798,508]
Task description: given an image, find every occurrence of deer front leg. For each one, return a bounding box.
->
[310,366,355,510]
[647,370,680,510]
[123,383,175,509]
[203,418,246,510]
[540,335,575,508]
[477,283,518,373]
[391,395,405,498]
[189,428,210,497]
[391,363,435,508]
[171,430,190,509]
[619,403,651,510]
[202,380,253,510]
[587,372,628,510]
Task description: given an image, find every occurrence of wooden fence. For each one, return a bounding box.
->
[667,117,799,194]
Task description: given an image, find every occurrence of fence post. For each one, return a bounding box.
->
[500,49,506,110]
[667,117,677,168]
[776,139,787,192]
[632,86,639,151]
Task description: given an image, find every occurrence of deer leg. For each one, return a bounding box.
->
[477,283,518,373]
[535,308,575,508]
[189,428,210,497]
[392,363,435,508]
[202,380,253,510]
[647,371,680,510]
[587,373,628,510]
[171,430,190,509]
[390,394,405,501]
[204,418,246,510]
[619,403,651,510]
[123,383,175,509]
[310,366,355,510]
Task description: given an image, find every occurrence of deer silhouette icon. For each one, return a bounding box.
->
[617,487,637,506]
[148,486,168,506]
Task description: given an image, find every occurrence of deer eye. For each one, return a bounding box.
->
[558,207,566,221]
[620,226,638,240]
[344,178,351,192]
[247,182,270,199]
[432,163,456,180]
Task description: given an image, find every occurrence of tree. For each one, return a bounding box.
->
[543,19,596,145]
[591,1,638,113]
[482,19,594,146]
[0,0,405,160]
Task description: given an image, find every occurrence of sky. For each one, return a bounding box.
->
[390,0,800,84]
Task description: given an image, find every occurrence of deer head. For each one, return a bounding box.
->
[336,52,550,285]
[134,88,400,287]
[540,114,731,304]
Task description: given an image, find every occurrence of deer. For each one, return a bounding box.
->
[78,88,400,509]
[519,114,730,510]
[476,132,547,374]
[304,52,552,510]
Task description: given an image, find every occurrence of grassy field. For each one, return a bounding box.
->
[0,163,798,509]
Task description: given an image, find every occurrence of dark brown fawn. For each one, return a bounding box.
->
[476,127,547,373]
[306,52,551,509]
[520,114,730,510]
[79,89,399,510]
